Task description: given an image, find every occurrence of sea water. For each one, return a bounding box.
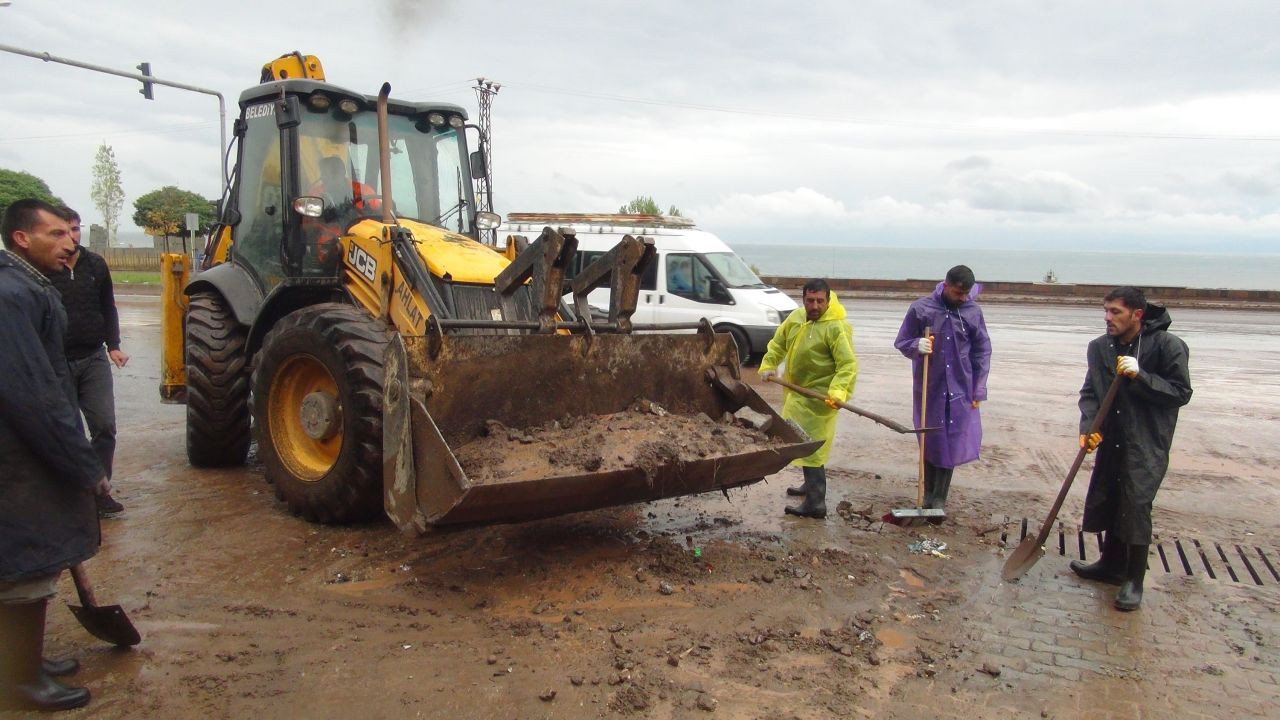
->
[733,244,1280,291]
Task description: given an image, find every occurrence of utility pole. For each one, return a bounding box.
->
[473,77,500,245]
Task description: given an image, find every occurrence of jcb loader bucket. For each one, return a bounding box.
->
[383,329,820,532]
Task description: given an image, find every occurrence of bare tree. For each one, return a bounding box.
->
[90,142,125,246]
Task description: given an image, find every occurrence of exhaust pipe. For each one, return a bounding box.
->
[376,82,395,225]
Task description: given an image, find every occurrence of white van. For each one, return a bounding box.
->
[504,213,797,364]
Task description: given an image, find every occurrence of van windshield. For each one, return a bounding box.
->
[703,252,767,289]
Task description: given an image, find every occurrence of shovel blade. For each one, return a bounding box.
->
[885,507,945,527]
[68,603,141,647]
[1000,538,1046,582]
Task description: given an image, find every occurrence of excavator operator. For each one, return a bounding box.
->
[303,156,382,270]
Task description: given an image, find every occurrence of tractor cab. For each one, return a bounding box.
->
[223,80,490,289]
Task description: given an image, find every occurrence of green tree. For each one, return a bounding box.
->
[618,195,682,217]
[0,168,63,218]
[132,186,216,238]
[91,143,125,246]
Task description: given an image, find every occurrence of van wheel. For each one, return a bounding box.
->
[717,324,751,367]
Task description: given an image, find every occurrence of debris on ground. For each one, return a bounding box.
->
[907,538,949,558]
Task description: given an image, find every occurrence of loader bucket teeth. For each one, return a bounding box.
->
[383,331,819,530]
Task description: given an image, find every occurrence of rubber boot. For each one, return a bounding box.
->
[926,467,952,525]
[1069,532,1125,585]
[42,658,80,677]
[1114,544,1148,612]
[786,476,810,497]
[0,600,91,711]
[785,467,827,519]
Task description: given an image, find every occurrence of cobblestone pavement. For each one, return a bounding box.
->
[865,532,1280,720]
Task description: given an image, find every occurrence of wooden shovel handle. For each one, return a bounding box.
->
[764,376,916,434]
[918,326,931,508]
[69,563,96,607]
[1028,374,1125,550]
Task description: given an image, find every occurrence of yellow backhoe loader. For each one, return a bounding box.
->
[159,54,818,532]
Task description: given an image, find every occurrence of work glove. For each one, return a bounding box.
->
[760,368,777,381]
[825,396,843,410]
[1117,355,1140,379]
[1079,432,1102,453]
[916,335,934,355]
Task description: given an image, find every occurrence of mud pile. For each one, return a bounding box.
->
[453,401,784,485]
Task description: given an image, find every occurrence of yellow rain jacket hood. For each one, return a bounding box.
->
[759,291,858,466]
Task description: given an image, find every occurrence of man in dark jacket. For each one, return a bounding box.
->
[50,207,128,517]
[1070,286,1192,611]
[0,199,107,711]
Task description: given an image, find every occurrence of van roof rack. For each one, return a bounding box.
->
[505,213,697,229]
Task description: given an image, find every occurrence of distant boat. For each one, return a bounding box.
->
[1043,269,1058,284]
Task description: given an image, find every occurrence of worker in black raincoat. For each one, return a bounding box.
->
[0,199,107,711]
[1070,286,1192,611]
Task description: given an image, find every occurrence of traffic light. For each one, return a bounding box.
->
[137,62,153,100]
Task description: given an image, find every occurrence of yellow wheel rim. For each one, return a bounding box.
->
[267,354,341,481]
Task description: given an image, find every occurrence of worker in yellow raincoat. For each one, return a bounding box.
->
[759,279,858,518]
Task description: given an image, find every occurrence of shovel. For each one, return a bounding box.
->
[763,376,936,435]
[68,563,141,647]
[887,326,945,526]
[1001,374,1124,582]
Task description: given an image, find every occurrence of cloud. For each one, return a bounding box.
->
[945,155,992,173]
[694,188,850,226]
[949,167,1101,214]
[1221,165,1280,198]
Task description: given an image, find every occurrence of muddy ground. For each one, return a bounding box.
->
[10,296,1278,719]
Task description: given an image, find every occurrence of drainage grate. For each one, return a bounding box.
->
[994,516,1276,587]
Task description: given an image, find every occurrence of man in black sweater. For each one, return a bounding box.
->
[50,207,128,518]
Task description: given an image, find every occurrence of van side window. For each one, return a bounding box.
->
[668,253,717,302]
[568,250,656,291]
[666,254,693,293]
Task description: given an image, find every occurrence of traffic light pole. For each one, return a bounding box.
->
[0,42,228,185]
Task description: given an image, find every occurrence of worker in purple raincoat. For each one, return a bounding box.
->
[894,265,992,514]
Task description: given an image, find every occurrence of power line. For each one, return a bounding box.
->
[498,80,1280,143]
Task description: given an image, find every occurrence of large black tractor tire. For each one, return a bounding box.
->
[252,304,392,524]
[185,291,251,467]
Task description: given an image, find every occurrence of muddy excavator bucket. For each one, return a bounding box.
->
[383,328,820,532]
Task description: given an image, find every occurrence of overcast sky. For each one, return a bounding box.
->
[2,0,1279,253]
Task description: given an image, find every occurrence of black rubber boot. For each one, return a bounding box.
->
[926,466,952,525]
[785,467,827,519]
[1070,532,1125,584]
[786,477,810,497]
[0,599,91,711]
[42,658,80,677]
[1114,544,1148,612]
[929,472,952,510]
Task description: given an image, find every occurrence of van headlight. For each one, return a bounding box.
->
[765,308,781,324]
